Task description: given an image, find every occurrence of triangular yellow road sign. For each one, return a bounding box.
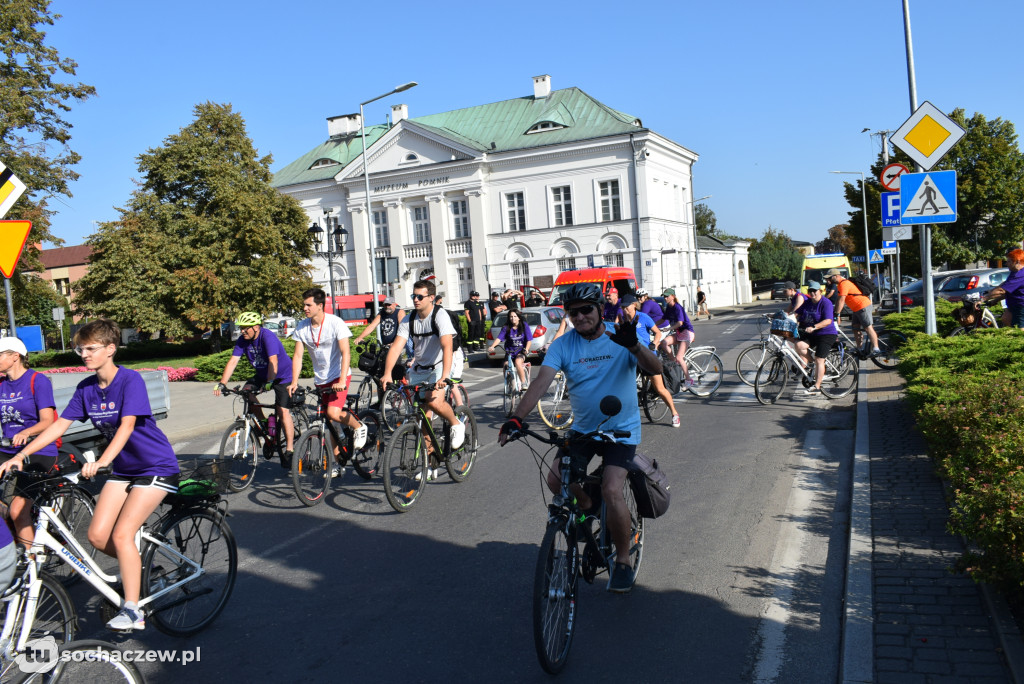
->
[0,220,32,278]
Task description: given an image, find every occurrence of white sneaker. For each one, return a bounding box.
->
[330,466,344,478]
[353,423,368,449]
[450,419,466,449]
[106,606,145,631]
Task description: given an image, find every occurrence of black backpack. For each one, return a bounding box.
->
[411,305,462,353]
[849,273,877,299]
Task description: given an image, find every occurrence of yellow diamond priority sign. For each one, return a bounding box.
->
[0,220,32,278]
[889,101,966,171]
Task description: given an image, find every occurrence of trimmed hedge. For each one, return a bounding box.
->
[30,339,217,369]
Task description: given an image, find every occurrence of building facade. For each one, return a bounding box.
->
[272,76,750,309]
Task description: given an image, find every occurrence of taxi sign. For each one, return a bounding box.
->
[889,102,965,171]
[0,220,32,278]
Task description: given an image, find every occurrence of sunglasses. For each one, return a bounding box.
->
[411,294,432,301]
[566,304,596,318]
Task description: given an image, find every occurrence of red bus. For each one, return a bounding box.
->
[327,294,387,325]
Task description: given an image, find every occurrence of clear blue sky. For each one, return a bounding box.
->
[41,0,1023,250]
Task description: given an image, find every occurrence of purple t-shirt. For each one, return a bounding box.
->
[0,371,58,459]
[602,303,624,322]
[797,296,838,335]
[1002,268,1024,309]
[659,302,694,333]
[232,327,293,385]
[498,324,533,357]
[790,292,808,310]
[61,368,179,478]
[639,299,663,321]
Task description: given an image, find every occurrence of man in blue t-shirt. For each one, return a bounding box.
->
[215,312,296,463]
[499,284,662,594]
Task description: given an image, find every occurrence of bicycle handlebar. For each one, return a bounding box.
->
[508,423,630,447]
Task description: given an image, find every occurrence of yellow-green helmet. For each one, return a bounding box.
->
[235,312,262,327]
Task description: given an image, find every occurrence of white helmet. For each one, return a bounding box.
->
[635,288,649,297]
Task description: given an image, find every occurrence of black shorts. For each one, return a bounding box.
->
[108,474,180,494]
[243,380,293,410]
[560,437,637,479]
[804,333,837,359]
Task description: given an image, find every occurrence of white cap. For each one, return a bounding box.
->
[0,337,27,356]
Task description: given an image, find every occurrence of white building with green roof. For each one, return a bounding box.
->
[272,75,751,309]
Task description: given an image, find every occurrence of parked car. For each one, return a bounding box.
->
[880,272,967,311]
[264,316,296,338]
[934,268,1010,303]
[486,306,566,365]
[771,282,788,300]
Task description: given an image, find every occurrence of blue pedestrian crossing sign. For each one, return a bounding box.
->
[900,171,957,225]
[869,250,884,264]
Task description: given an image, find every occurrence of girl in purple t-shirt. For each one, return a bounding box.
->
[0,336,58,549]
[0,319,179,633]
[487,310,533,390]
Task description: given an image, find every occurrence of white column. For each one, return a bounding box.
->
[348,203,372,293]
[426,194,449,295]
[385,200,406,295]
[465,188,488,294]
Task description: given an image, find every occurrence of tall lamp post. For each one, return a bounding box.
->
[830,171,872,286]
[687,194,712,296]
[308,207,348,314]
[360,81,418,319]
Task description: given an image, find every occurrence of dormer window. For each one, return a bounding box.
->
[309,158,339,169]
[526,121,565,135]
[404,153,418,162]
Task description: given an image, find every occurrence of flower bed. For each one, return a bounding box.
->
[41,366,198,382]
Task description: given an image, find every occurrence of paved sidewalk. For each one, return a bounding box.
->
[846,367,1021,683]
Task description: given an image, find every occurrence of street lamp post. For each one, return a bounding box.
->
[360,81,418,319]
[308,208,348,314]
[687,194,712,295]
[830,171,872,287]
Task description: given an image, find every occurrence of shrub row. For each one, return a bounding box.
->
[889,322,1024,589]
[30,338,217,368]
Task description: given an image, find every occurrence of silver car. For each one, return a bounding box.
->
[934,268,1010,303]
[487,306,566,365]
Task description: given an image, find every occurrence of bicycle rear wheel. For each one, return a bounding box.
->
[618,477,645,577]
[533,520,579,675]
[380,387,413,432]
[538,372,574,430]
[736,343,770,386]
[754,356,788,405]
[641,378,670,423]
[220,419,258,492]
[871,330,907,370]
[351,409,383,479]
[143,509,237,637]
[291,426,332,506]
[41,484,96,587]
[354,375,376,411]
[382,422,428,512]
[820,354,859,399]
[686,350,723,396]
[26,640,145,683]
[446,406,478,482]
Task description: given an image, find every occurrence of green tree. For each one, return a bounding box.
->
[75,103,314,337]
[0,274,68,341]
[840,108,1024,274]
[0,0,95,264]
[748,227,803,281]
[694,203,717,237]
[815,224,855,255]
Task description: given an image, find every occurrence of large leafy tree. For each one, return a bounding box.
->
[815,224,855,256]
[839,108,1024,274]
[0,1,94,262]
[75,103,314,337]
[748,226,803,281]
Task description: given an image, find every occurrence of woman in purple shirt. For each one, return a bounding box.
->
[0,319,179,633]
[0,336,58,549]
[657,289,697,387]
[487,310,533,390]
[794,281,838,396]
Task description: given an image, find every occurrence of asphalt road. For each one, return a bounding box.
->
[62,302,856,683]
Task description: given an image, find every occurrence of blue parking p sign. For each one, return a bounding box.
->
[881,192,901,227]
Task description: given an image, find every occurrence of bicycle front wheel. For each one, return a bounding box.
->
[142,509,237,638]
[220,419,258,492]
[502,374,516,417]
[871,330,908,370]
[380,387,413,432]
[1,571,77,683]
[736,343,770,386]
[446,405,478,482]
[820,354,859,399]
[41,484,96,587]
[351,409,383,479]
[25,641,145,684]
[538,372,574,430]
[355,375,376,411]
[641,377,670,423]
[291,426,333,506]
[533,520,579,675]
[686,350,723,397]
[755,355,788,405]
[382,422,428,512]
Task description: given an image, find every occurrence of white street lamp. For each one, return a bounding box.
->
[361,81,418,318]
[687,194,712,290]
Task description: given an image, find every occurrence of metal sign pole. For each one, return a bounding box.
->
[4,278,16,338]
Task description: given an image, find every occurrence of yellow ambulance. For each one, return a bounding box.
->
[800,253,851,293]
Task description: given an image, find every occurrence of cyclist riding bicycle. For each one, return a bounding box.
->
[215,311,296,467]
[487,309,533,390]
[620,293,680,428]
[656,288,695,388]
[352,295,406,397]
[499,283,662,593]
[827,269,880,357]
[793,280,838,397]
[381,279,466,449]
[288,288,368,474]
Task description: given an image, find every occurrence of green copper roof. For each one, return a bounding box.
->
[273,87,643,188]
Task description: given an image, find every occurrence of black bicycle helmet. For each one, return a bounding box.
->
[562,283,603,307]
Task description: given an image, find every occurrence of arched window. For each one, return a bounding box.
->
[309,158,339,170]
[525,121,565,135]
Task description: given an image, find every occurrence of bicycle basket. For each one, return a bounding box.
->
[176,457,231,497]
[770,318,799,339]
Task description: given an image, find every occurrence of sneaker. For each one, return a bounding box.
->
[671,415,681,428]
[106,606,145,631]
[330,465,344,478]
[870,348,882,357]
[280,450,293,470]
[684,378,695,388]
[801,387,821,396]
[416,468,438,482]
[522,383,530,391]
[607,562,635,593]
[352,423,368,449]
[450,419,466,449]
